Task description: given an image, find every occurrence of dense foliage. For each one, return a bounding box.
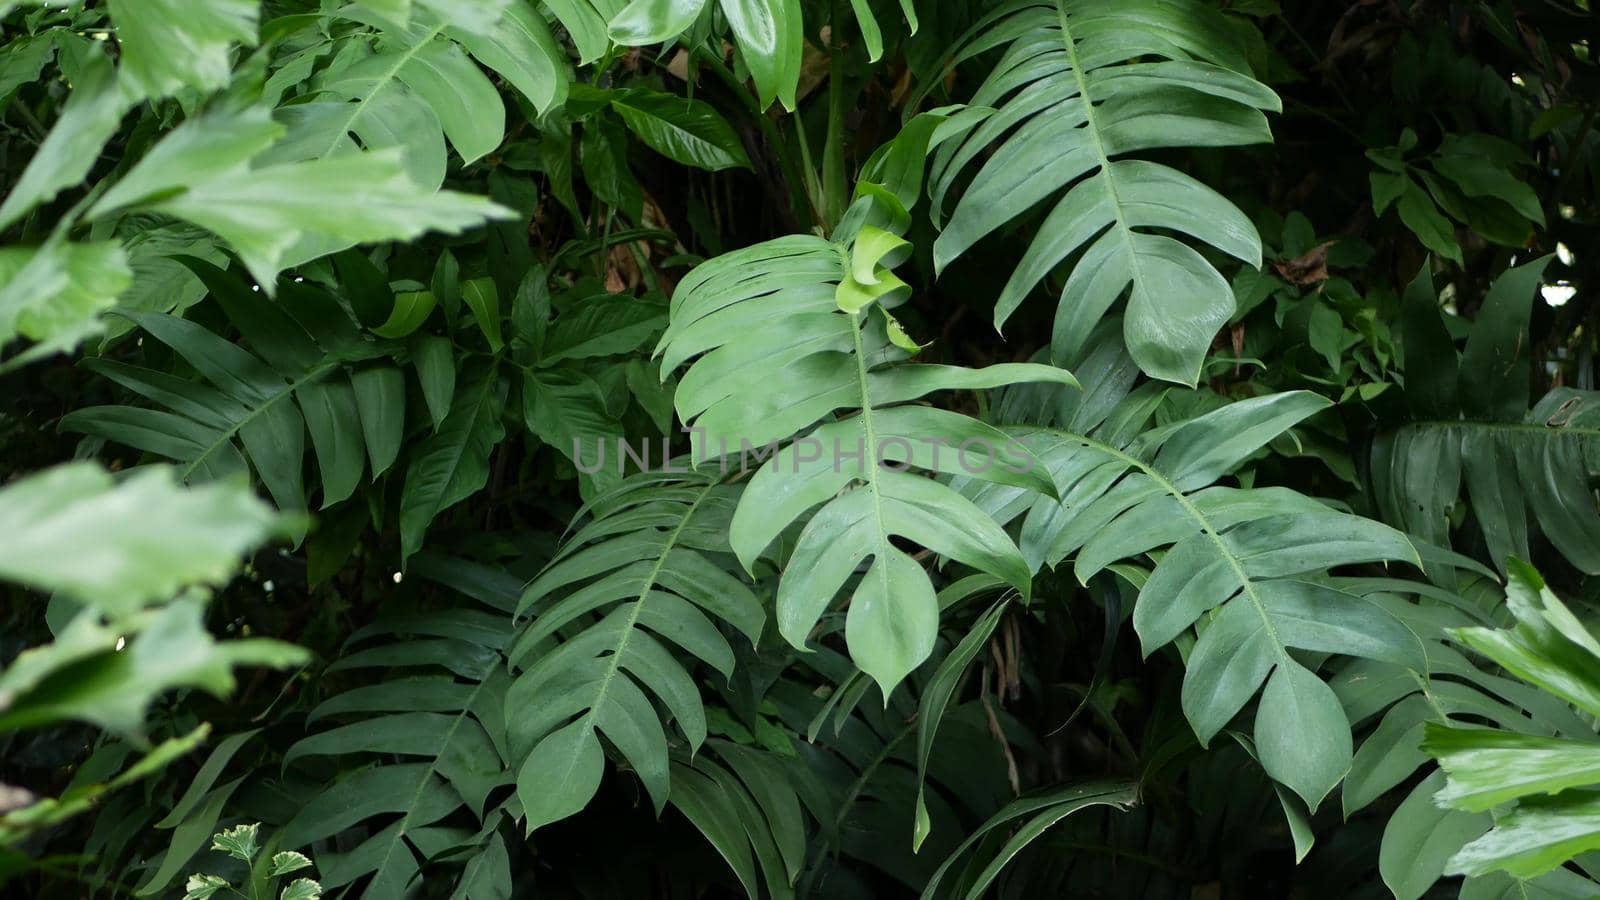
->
[2,1,1599,897]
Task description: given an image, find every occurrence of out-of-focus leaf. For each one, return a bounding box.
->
[0,464,280,613]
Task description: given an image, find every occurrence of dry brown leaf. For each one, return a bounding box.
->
[1273,241,1334,286]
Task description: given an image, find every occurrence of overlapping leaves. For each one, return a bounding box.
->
[964,330,1425,809]
[62,265,403,525]
[0,465,303,845]
[279,555,521,898]
[270,0,568,195]
[1422,563,1600,882]
[1375,257,1600,574]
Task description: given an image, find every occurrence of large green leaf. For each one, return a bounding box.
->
[507,469,765,831]
[927,0,1279,384]
[0,41,136,232]
[1347,562,1600,897]
[106,0,258,99]
[86,108,511,287]
[521,367,625,497]
[969,333,1424,810]
[607,0,707,45]
[272,0,566,189]
[282,560,513,898]
[1374,259,1600,574]
[0,463,281,615]
[0,598,305,736]
[1426,727,1600,813]
[63,275,400,523]
[0,239,131,358]
[659,231,1074,695]
[610,89,751,172]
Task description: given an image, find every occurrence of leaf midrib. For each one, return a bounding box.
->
[177,360,338,482]
[1404,419,1600,440]
[413,367,500,527]
[366,674,497,886]
[1055,1,1156,373]
[848,309,896,652]
[314,22,448,162]
[1043,429,1292,671]
[571,477,717,746]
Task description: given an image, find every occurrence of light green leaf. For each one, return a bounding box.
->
[389,27,506,164]
[1426,725,1600,812]
[373,291,438,339]
[462,278,504,351]
[0,240,131,357]
[88,109,511,288]
[0,464,280,613]
[608,0,707,45]
[1448,793,1600,880]
[183,874,229,900]
[107,0,258,99]
[718,0,802,111]
[445,0,570,114]
[662,234,1070,695]
[0,598,307,736]
[0,43,135,232]
[279,878,323,900]
[210,822,260,862]
[268,851,314,878]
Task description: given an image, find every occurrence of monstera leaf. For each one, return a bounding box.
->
[965,328,1425,810]
[507,469,766,831]
[927,0,1279,384]
[279,555,519,899]
[658,226,1075,694]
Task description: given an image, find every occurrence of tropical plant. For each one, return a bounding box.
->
[2,0,1599,898]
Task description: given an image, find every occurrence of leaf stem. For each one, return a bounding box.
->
[822,2,849,229]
